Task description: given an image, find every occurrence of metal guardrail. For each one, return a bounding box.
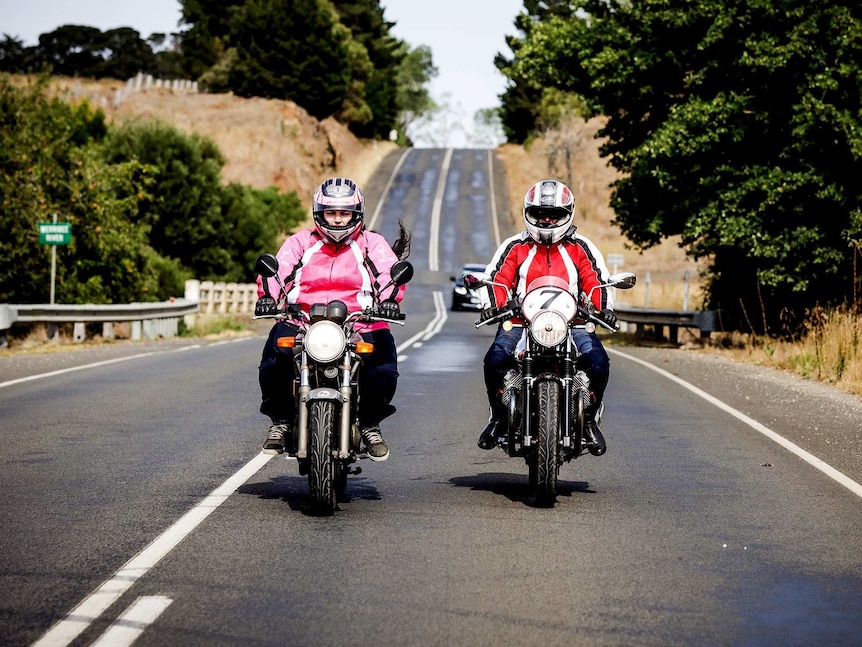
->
[614,305,719,342]
[0,300,199,347]
[1,286,717,348]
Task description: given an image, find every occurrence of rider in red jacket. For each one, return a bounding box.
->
[255,177,406,461]
[478,179,616,455]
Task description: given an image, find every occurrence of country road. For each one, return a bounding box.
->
[2,148,861,647]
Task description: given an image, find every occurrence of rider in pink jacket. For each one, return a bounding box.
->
[256,177,406,461]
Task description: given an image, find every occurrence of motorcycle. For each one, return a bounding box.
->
[465,271,636,505]
[253,253,414,514]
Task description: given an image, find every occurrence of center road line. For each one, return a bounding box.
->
[610,347,862,500]
[396,290,446,358]
[90,596,173,647]
[428,148,453,272]
[33,452,274,647]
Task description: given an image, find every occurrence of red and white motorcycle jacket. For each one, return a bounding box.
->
[257,228,405,332]
[484,229,613,326]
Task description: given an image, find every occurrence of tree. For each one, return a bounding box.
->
[331,0,406,139]
[393,44,438,145]
[501,0,862,335]
[102,119,305,283]
[467,108,506,149]
[0,75,158,304]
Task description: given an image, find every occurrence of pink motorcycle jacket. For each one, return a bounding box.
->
[257,228,405,332]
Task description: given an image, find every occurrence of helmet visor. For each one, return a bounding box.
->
[525,207,569,228]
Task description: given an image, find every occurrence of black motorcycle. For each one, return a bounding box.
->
[466,271,636,505]
[254,253,414,514]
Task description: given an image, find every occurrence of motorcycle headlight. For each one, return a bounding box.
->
[304,320,346,363]
[529,310,568,348]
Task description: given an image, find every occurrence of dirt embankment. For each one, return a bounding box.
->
[55,78,396,216]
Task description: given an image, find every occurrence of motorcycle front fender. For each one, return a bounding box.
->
[303,387,345,404]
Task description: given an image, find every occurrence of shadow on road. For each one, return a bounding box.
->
[238,474,382,516]
[449,472,595,507]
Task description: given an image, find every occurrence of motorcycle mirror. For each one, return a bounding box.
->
[255,253,279,278]
[389,261,414,287]
[608,272,637,289]
[462,273,484,290]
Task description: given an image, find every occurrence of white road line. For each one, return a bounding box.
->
[0,339,253,389]
[90,596,173,647]
[367,148,411,232]
[487,150,501,249]
[0,352,162,389]
[609,347,862,500]
[396,290,446,354]
[428,148,453,272]
[32,452,274,647]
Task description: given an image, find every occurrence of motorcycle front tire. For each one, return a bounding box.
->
[308,400,337,515]
[533,379,560,506]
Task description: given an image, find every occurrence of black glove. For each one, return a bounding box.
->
[596,310,618,330]
[379,299,401,319]
[254,296,278,317]
[479,307,499,323]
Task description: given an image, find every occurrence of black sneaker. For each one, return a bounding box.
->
[360,426,389,462]
[263,422,290,455]
[477,419,501,450]
[584,419,606,456]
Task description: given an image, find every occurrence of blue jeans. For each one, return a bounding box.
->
[483,325,610,415]
[259,321,398,428]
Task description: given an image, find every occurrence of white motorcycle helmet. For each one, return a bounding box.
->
[523,179,575,245]
[312,177,365,243]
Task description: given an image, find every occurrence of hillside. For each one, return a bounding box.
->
[56,77,699,309]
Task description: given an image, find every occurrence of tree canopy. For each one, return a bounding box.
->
[0,0,437,140]
[498,0,862,335]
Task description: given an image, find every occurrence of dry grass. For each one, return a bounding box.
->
[703,308,862,395]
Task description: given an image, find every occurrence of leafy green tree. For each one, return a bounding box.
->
[0,36,40,73]
[102,119,304,283]
[501,0,862,335]
[495,2,578,143]
[101,121,227,279]
[178,0,241,79]
[393,44,438,145]
[331,0,405,138]
[190,0,351,119]
[0,75,159,304]
[95,28,158,79]
[38,25,106,77]
[179,0,432,135]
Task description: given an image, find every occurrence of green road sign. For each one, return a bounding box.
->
[39,222,72,245]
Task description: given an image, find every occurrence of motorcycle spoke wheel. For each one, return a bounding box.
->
[308,400,337,515]
[534,380,560,506]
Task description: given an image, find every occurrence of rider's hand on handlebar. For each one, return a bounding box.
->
[595,310,618,330]
[479,307,498,323]
[254,296,278,317]
[379,299,401,320]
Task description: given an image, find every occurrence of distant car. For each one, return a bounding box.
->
[450,263,487,311]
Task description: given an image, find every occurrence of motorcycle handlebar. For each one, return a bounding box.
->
[254,308,406,326]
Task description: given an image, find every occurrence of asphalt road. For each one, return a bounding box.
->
[2,148,861,647]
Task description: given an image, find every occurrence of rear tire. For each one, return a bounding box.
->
[308,401,336,515]
[534,380,560,506]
